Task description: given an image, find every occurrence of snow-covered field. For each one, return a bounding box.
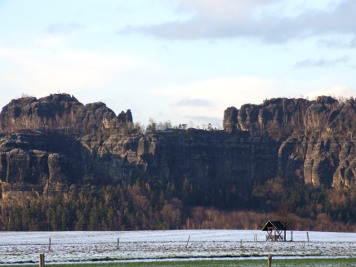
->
[1,230,356,264]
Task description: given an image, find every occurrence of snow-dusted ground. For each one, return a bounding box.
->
[1,230,356,264]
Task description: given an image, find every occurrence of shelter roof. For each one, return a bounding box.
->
[261,221,286,231]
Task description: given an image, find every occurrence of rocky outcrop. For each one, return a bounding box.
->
[332,141,356,188]
[0,94,135,201]
[0,94,133,136]
[0,94,355,205]
[0,94,82,132]
[223,98,310,136]
[224,96,356,188]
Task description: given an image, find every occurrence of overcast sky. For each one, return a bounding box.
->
[0,0,355,127]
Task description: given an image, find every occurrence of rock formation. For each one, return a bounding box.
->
[223,96,356,188]
[0,94,133,136]
[0,94,355,206]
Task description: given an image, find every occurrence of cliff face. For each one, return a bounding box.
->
[0,94,134,202]
[223,96,356,188]
[0,94,133,136]
[0,94,355,205]
[0,127,277,202]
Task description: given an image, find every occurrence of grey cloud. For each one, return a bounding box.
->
[306,0,356,35]
[173,98,214,107]
[119,0,356,43]
[44,22,86,35]
[294,56,349,68]
[318,37,356,49]
[120,16,297,42]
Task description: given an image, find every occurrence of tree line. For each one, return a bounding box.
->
[2,173,356,231]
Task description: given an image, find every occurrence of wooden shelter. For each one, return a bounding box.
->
[262,221,286,241]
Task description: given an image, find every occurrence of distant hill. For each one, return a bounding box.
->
[0,93,355,231]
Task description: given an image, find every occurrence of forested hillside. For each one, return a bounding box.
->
[0,94,355,231]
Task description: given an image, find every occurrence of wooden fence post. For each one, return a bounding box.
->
[48,238,51,251]
[307,232,309,242]
[267,254,272,267]
[117,238,120,249]
[39,254,45,267]
[186,235,190,248]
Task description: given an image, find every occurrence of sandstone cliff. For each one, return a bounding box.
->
[0,94,355,206]
[223,96,356,188]
[0,94,133,136]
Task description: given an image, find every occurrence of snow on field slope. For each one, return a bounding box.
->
[1,230,356,264]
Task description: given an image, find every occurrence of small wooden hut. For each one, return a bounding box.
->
[262,221,286,241]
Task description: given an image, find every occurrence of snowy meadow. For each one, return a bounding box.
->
[1,230,356,265]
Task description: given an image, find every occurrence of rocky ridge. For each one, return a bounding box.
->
[223,96,356,188]
[0,94,355,205]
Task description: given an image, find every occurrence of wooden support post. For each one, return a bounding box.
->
[48,238,51,251]
[39,254,45,267]
[186,235,190,248]
[267,254,272,267]
[117,238,120,249]
[240,239,243,248]
[307,232,309,242]
[291,231,293,242]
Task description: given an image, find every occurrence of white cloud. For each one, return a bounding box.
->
[0,46,149,100]
[163,76,279,125]
[173,98,214,107]
[305,85,355,100]
[160,76,356,126]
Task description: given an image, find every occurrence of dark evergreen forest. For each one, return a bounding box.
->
[2,175,356,231]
